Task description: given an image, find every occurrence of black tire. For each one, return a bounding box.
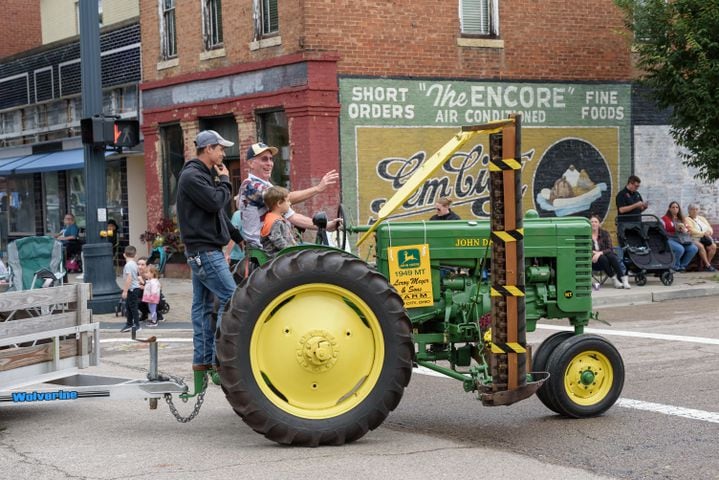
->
[532,331,575,414]
[216,249,413,446]
[544,334,624,418]
[635,272,647,286]
[661,271,673,286]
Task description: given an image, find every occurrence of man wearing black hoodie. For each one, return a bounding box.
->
[176,130,243,371]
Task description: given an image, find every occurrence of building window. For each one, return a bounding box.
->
[257,110,289,188]
[160,0,178,59]
[44,172,61,235]
[202,0,224,50]
[67,169,86,229]
[8,175,36,235]
[254,0,279,39]
[160,124,185,218]
[460,0,499,37]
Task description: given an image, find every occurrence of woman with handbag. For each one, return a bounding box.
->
[686,203,717,272]
[661,201,698,272]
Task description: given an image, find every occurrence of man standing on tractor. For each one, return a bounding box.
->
[239,142,341,247]
[176,130,244,373]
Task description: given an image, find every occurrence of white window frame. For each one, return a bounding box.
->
[202,0,224,50]
[460,0,499,37]
[159,0,178,60]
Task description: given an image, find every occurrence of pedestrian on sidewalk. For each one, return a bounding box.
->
[141,265,162,327]
[120,245,142,333]
[590,214,630,289]
[176,130,244,372]
[616,175,648,223]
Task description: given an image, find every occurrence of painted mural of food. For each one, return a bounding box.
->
[533,139,611,218]
[537,165,607,216]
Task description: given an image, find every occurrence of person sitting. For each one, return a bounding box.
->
[685,203,717,272]
[590,214,629,289]
[224,195,245,269]
[239,142,340,248]
[660,201,698,272]
[260,186,297,256]
[430,197,461,220]
[55,213,82,263]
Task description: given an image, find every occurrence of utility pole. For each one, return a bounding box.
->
[79,0,121,313]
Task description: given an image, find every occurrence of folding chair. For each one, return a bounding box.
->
[6,236,65,292]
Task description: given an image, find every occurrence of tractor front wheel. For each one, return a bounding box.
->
[544,334,624,418]
[532,331,574,414]
[216,250,413,446]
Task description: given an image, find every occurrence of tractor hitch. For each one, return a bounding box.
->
[478,371,549,406]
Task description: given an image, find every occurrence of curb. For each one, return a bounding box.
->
[593,282,719,309]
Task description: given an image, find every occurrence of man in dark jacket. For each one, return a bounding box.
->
[177,130,243,371]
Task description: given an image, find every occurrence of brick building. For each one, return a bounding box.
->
[0,0,42,58]
[139,0,717,240]
[0,1,144,256]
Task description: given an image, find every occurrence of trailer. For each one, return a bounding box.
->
[0,283,185,407]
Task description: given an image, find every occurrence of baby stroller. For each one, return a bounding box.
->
[115,291,170,320]
[616,214,674,286]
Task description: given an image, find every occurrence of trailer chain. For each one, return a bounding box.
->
[161,372,206,423]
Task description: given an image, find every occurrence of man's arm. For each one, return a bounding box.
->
[287,213,341,232]
[287,170,339,204]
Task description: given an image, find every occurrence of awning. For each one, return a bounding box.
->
[0,149,116,175]
[0,154,44,176]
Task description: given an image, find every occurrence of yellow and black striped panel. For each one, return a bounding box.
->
[488,157,522,171]
[490,342,527,354]
[490,285,525,297]
[490,228,524,244]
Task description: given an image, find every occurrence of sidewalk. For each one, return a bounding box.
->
[591,270,719,308]
[89,270,719,331]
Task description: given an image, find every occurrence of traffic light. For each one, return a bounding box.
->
[81,116,140,148]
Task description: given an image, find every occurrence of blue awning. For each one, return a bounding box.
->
[0,154,43,175]
[0,149,116,175]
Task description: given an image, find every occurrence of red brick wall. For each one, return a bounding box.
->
[302,0,633,81]
[141,0,632,84]
[0,0,41,59]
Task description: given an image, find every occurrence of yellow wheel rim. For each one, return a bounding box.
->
[250,283,385,419]
[563,350,614,406]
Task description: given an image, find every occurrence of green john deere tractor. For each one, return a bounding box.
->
[214,116,625,446]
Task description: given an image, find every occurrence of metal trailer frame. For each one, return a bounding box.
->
[0,283,186,406]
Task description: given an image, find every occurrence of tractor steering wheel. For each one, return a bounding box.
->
[335,204,348,251]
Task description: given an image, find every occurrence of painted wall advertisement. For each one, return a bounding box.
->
[339,78,631,234]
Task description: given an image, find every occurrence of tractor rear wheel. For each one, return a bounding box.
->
[544,334,624,418]
[532,331,574,414]
[216,250,413,446]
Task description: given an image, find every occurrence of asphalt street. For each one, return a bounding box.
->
[1,272,718,479]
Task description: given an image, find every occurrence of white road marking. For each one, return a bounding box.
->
[101,339,719,424]
[535,324,719,345]
[411,368,719,425]
[616,399,719,424]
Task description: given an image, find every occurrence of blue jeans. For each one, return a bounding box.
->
[667,239,698,270]
[187,250,237,366]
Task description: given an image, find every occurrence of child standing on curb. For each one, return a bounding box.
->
[142,265,162,327]
[120,245,142,333]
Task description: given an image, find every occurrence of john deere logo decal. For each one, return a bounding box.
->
[399,248,420,269]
